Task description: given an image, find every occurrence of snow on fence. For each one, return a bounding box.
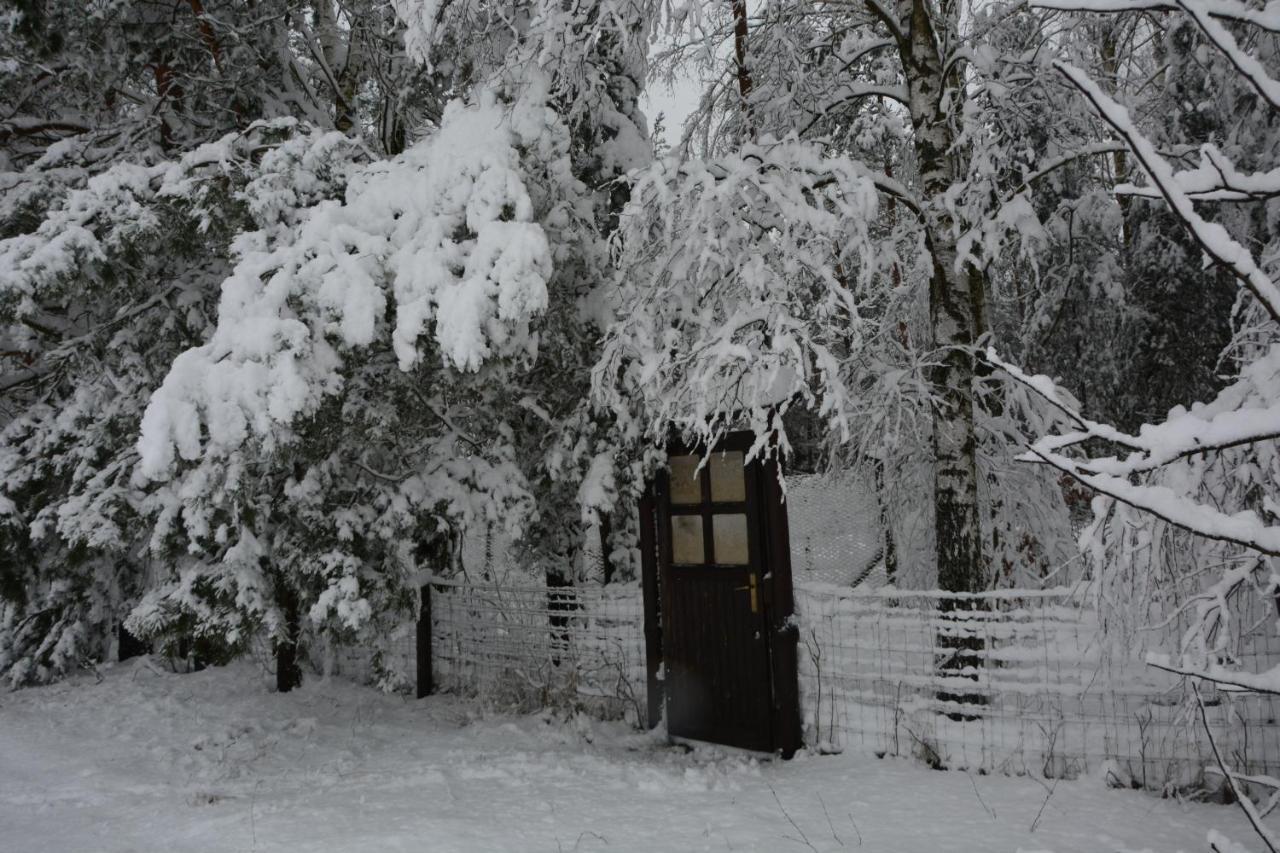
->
[794,583,1280,790]
[339,573,1280,792]
[424,577,648,722]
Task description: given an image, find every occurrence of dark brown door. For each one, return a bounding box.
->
[656,435,780,752]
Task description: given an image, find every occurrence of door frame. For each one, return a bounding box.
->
[638,431,801,756]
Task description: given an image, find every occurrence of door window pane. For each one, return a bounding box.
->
[712,514,750,565]
[709,451,746,502]
[668,455,702,505]
[671,515,705,564]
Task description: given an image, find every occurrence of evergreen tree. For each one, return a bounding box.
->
[1,0,657,685]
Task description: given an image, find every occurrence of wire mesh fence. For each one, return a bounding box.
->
[425,577,647,721]
[330,469,1280,794]
[339,570,1280,792]
[785,472,884,586]
[795,583,1280,790]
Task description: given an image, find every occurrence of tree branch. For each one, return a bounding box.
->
[864,0,910,48]
[1032,0,1280,34]
[1025,443,1280,556]
[1176,0,1280,109]
[1194,681,1280,853]
[1053,60,1280,326]
[798,82,911,137]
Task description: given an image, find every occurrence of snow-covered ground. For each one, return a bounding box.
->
[0,661,1264,853]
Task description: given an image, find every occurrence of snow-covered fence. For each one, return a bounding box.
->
[332,531,1280,793]
[795,584,1280,790]
[424,577,648,721]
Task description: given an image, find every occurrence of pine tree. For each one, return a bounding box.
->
[1,0,464,684]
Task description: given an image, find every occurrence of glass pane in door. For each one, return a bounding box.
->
[669,455,702,505]
[671,514,705,564]
[709,451,746,502]
[712,513,749,565]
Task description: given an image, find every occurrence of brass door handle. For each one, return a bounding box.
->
[734,573,759,614]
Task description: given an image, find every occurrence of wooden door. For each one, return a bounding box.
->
[651,433,799,754]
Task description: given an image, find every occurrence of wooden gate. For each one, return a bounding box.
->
[639,432,800,755]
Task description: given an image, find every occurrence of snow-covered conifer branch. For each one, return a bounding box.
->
[138,90,557,480]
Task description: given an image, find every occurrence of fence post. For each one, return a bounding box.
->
[417,582,433,699]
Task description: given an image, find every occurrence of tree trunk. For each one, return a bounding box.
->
[898,0,985,594]
[896,0,988,720]
[873,459,899,585]
[730,0,754,136]
[274,577,302,692]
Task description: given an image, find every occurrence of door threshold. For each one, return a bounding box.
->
[668,735,777,760]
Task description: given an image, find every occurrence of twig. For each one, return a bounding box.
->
[249,778,263,849]
[966,771,996,821]
[1029,777,1058,833]
[767,781,818,853]
[818,793,843,846]
[1194,681,1280,853]
[1148,659,1280,695]
[847,812,863,847]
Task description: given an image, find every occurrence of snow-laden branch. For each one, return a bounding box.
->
[982,348,1137,448]
[681,147,924,222]
[989,346,1280,554]
[1012,142,1131,195]
[863,0,909,48]
[1053,61,1280,326]
[1033,0,1280,33]
[1177,0,1280,109]
[138,91,557,480]
[798,82,911,136]
[595,139,890,457]
[1117,146,1280,201]
[1147,656,1280,694]
[993,344,1280,474]
[1207,767,1280,824]
[0,118,325,316]
[1028,442,1280,555]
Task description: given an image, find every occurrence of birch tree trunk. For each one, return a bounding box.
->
[896,0,986,593]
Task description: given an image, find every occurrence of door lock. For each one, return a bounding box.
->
[735,572,759,614]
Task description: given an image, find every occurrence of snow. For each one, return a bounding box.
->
[138,90,556,484]
[392,0,445,65]
[1051,61,1280,325]
[1116,146,1280,201]
[596,141,884,455]
[0,660,1267,853]
[1032,0,1280,33]
[988,343,1280,556]
[577,452,617,524]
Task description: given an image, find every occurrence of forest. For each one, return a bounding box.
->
[1,0,1279,849]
